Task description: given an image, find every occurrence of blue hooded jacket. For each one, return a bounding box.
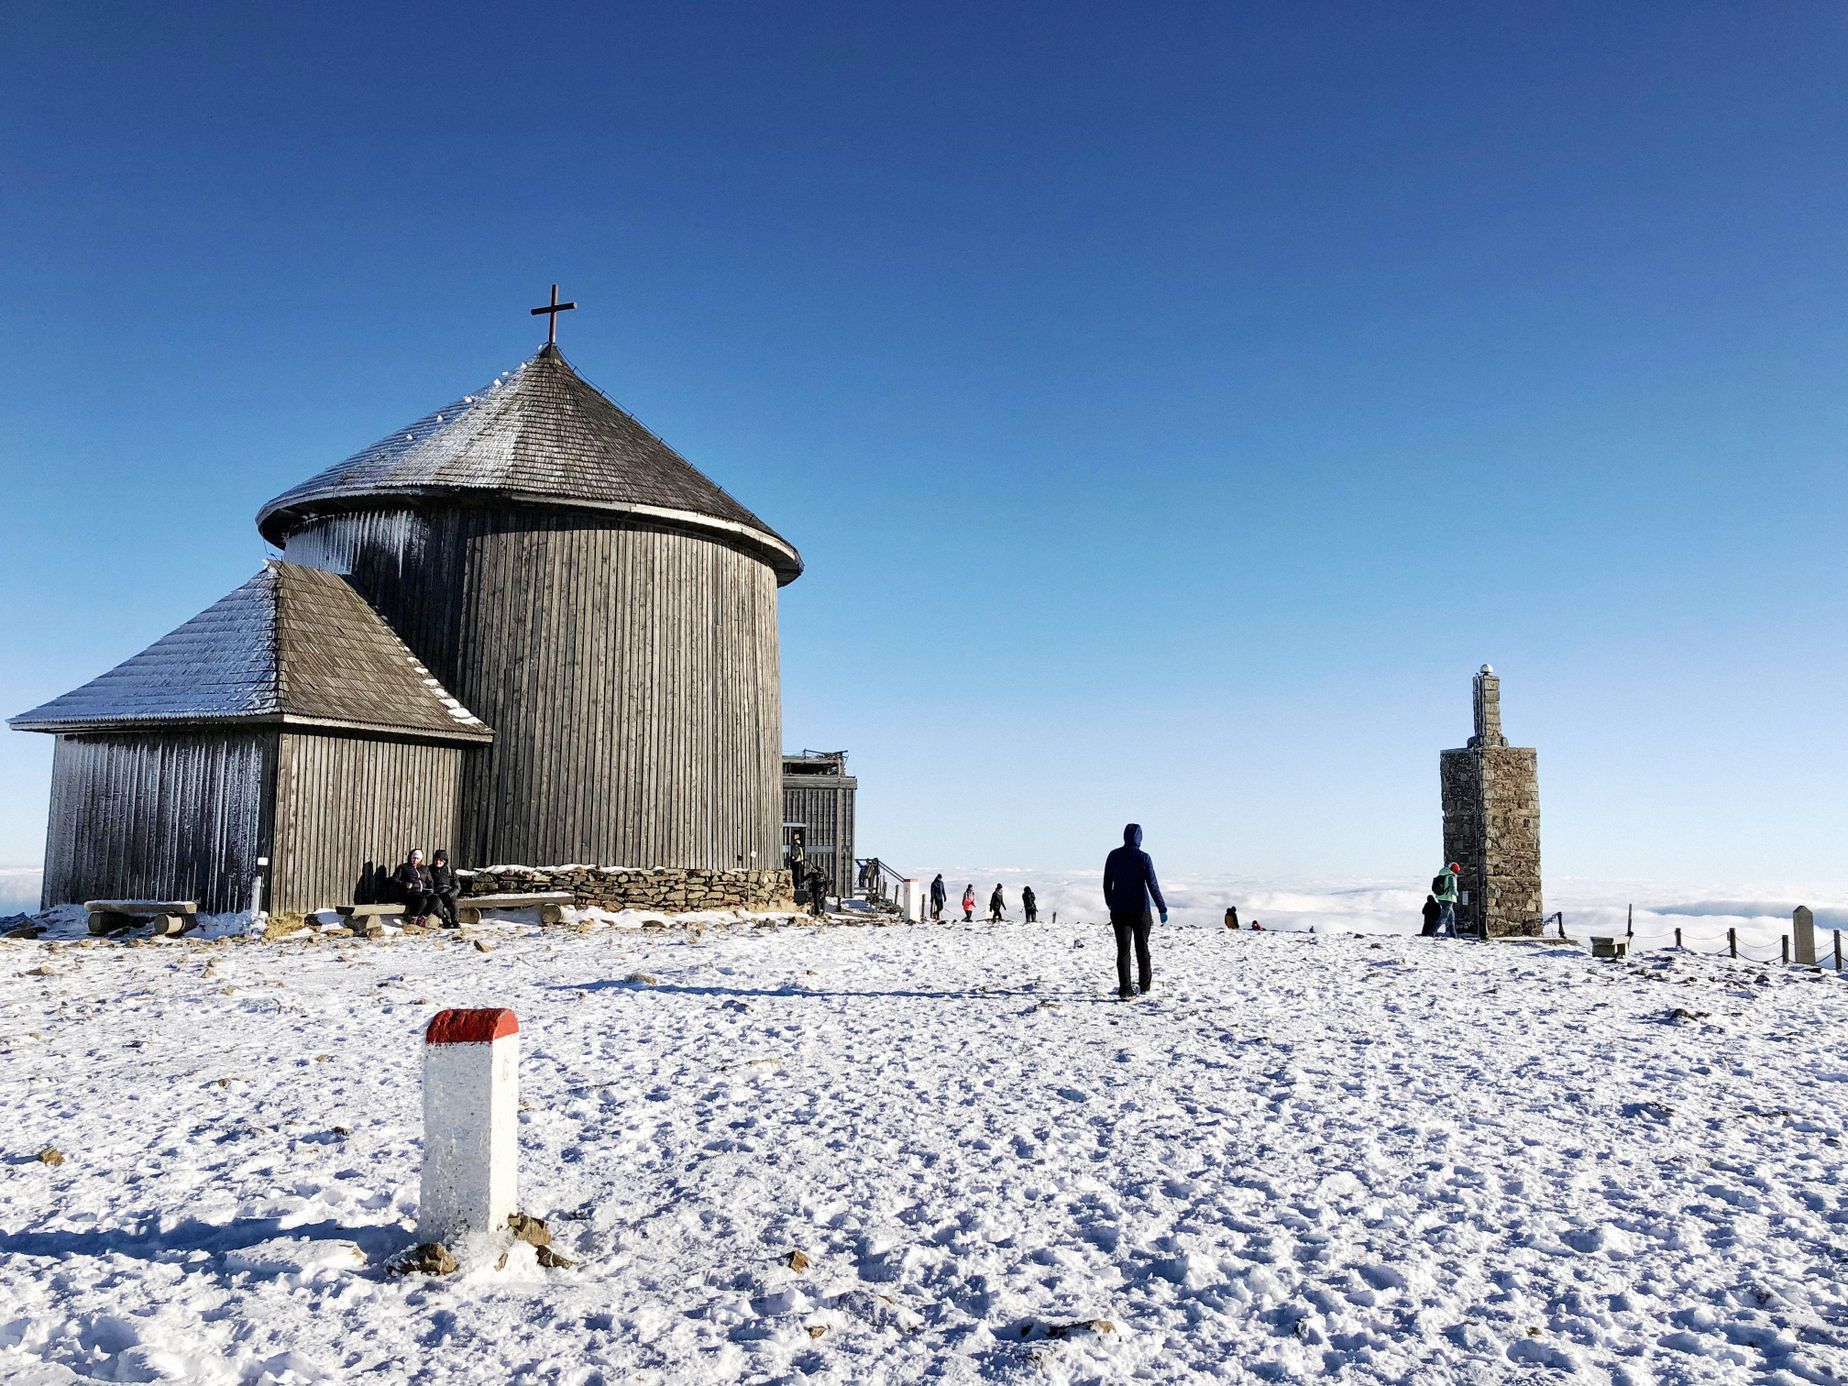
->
[1103,823,1166,917]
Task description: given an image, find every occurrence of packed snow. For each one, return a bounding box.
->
[2,891,1846,1383]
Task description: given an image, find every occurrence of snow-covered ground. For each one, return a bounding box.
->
[3,906,1846,1384]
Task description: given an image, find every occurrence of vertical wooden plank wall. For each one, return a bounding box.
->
[285,506,783,872]
[269,732,463,915]
[41,731,274,913]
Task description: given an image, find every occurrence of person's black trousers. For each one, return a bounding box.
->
[434,890,459,928]
[1111,908,1153,994]
[403,889,437,919]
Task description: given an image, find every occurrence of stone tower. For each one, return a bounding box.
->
[1439,666,1543,936]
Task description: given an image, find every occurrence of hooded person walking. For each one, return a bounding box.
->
[961,885,976,922]
[929,873,947,921]
[988,885,1005,923]
[1103,823,1167,1000]
[1021,885,1038,923]
[1432,862,1461,937]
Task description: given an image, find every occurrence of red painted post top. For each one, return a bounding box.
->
[425,1007,519,1045]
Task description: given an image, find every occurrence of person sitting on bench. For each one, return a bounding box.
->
[395,848,436,926]
[429,849,460,929]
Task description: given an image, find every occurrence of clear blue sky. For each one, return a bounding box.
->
[1,2,1843,883]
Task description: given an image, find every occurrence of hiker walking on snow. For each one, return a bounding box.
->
[961,885,976,922]
[1432,863,1460,937]
[989,885,1005,922]
[930,874,947,921]
[1103,823,1167,1000]
[1021,885,1038,923]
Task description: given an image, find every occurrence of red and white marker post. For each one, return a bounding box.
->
[419,1008,519,1248]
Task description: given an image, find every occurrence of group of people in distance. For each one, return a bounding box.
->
[926,875,1040,924]
[392,847,461,928]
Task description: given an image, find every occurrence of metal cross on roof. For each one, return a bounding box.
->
[530,283,578,344]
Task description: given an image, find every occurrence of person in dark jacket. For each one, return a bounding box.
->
[930,874,947,921]
[1420,894,1441,937]
[1103,823,1168,1000]
[1021,885,1038,923]
[806,862,830,917]
[395,848,436,926]
[429,850,460,929]
[988,885,1005,922]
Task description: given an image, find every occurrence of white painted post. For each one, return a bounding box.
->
[419,1008,519,1248]
[900,878,924,921]
[1793,906,1816,967]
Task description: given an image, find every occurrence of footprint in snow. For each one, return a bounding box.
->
[1057,1087,1089,1103]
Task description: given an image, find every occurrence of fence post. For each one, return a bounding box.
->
[1674,926,1682,950]
[1836,930,1843,973]
[1782,935,1790,965]
[1627,904,1633,939]
[1793,907,1816,967]
[419,1008,520,1249]
[1557,913,1566,939]
[1728,927,1737,959]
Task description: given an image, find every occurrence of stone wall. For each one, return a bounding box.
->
[460,865,796,914]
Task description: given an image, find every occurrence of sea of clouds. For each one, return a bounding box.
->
[936,867,1848,962]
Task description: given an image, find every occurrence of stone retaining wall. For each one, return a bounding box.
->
[460,865,795,914]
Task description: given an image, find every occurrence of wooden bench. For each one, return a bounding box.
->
[335,902,405,936]
[85,900,197,936]
[455,892,573,926]
[1590,936,1629,960]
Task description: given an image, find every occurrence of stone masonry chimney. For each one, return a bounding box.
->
[1440,665,1543,937]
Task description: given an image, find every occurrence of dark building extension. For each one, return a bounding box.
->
[781,751,856,896]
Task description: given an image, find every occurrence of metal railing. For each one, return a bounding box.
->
[853,858,908,911]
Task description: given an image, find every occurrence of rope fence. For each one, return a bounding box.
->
[1554,907,1846,973]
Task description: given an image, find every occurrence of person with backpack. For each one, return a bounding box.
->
[988,885,1005,922]
[1432,863,1461,937]
[1021,885,1038,923]
[1103,823,1168,1000]
[929,874,947,921]
[961,884,976,922]
[1420,893,1441,937]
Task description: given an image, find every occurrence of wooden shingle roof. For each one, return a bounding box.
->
[256,344,802,583]
[10,562,491,742]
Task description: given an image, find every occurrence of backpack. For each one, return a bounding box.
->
[1431,873,1448,895]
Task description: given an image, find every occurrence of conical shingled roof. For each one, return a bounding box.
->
[10,562,491,742]
[256,345,802,583]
